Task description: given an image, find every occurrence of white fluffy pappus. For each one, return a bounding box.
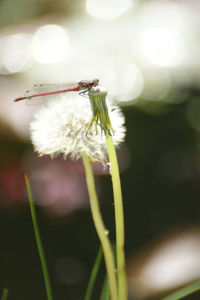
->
[30,92,126,163]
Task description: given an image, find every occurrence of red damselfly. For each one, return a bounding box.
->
[14,79,99,102]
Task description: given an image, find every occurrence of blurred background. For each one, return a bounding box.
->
[1,0,200,299]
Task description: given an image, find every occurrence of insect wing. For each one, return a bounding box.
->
[15,82,80,105]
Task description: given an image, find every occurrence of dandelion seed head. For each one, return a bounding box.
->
[30,93,125,163]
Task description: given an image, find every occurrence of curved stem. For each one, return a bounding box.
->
[82,153,118,300]
[106,135,127,300]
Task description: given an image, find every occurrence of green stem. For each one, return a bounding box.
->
[106,135,127,300]
[82,153,118,300]
[161,280,200,300]
[24,175,53,300]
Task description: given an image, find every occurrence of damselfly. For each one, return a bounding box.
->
[14,79,99,102]
[14,78,113,136]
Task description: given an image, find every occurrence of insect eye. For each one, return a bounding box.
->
[93,79,99,86]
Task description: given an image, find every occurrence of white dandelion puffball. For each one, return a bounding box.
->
[30,92,126,162]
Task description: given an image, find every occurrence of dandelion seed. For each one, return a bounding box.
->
[30,92,125,163]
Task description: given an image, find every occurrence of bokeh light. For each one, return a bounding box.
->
[25,155,88,216]
[99,57,143,103]
[55,257,86,285]
[0,33,32,74]
[136,1,183,31]
[142,236,200,288]
[137,28,184,67]
[32,24,70,64]
[128,229,200,298]
[86,0,135,20]
[141,69,171,101]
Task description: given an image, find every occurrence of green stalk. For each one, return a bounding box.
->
[161,280,200,300]
[82,153,118,300]
[24,175,53,300]
[106,135,127,300]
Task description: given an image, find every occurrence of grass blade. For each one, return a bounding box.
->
[100,277,109,300]
[84,246,103,300]
[161,279,200,300]
[25,175,53,300]
[1,288,9,300]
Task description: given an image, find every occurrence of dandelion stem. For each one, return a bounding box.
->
[106,135,127,300]
[25,175,53,300]
[82,153,118,300]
